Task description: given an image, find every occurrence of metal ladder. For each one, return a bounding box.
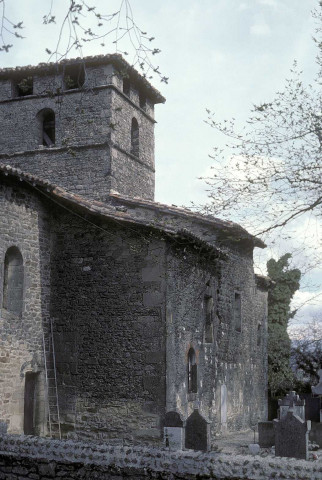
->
[42,317,61,439]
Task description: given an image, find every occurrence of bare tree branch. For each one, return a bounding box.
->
[0,0,168,84]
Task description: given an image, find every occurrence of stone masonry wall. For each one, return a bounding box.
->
[1,145,112,203]
[109,85,156,200]
[0,89,112,153]
[0,171,267,446]
[0,64,115,102]
[251,284,268,426]
[0,63,156,201]
[110,146,155,200]
[0,434,322,480]
[49,209,167,444]
[165,240,267,445]
[110,88,155,171]
[0,178,51,435]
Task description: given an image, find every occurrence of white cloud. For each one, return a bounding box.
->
[250,22,271,36]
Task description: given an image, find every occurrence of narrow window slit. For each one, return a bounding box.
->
[188,347,197,393]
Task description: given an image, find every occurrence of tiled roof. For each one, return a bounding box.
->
[0,163,53,189]
[0,54,165,104]
[0,163,265,249]
[109,192,265,248]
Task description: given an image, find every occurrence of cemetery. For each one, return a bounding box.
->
[2,385,322,478]
[0,14,322,477]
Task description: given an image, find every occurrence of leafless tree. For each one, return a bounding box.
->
[291,317,322,387]
[0,0,168,83]
[200,3,322,239]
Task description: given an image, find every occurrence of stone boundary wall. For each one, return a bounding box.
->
[1,435,322,479]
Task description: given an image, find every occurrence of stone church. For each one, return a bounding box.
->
[0,54,268,449]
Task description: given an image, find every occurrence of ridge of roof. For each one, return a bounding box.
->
[0,163,265,249]
[0,53,165,104]
[109,192,265,248]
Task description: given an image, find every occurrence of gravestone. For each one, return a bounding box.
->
[298,392,321,422]
[258,421,275,447]
[248,444,260,455]
[185,409,210,451]
[278,391,305,421]
[274,409,311,460]
[164,411,184,450]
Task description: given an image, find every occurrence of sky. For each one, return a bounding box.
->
[1,0,321,330]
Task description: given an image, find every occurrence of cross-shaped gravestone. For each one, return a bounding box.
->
[278,391,305,421]
[274,409,311,460]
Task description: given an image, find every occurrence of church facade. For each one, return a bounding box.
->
[0,55,268,448]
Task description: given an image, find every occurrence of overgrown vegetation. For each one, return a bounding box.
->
[267,254,301,396]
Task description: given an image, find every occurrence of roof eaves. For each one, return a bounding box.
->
[109,192,266,248]
[0,54,165,104]
[0,163,54,190]
[0,164,265,249]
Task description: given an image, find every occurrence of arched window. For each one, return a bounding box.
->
[188,347,197,393]
[3,246,24,315]
[37,109,55,147]
[131,118,139,157]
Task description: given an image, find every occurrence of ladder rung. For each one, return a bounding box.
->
[43,325,61,440]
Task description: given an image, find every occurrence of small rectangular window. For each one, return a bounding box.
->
[188,348,197,393]
[234,292,241,332]
[257,323,262,347]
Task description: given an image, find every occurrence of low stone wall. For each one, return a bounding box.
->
[1,434,322,479]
